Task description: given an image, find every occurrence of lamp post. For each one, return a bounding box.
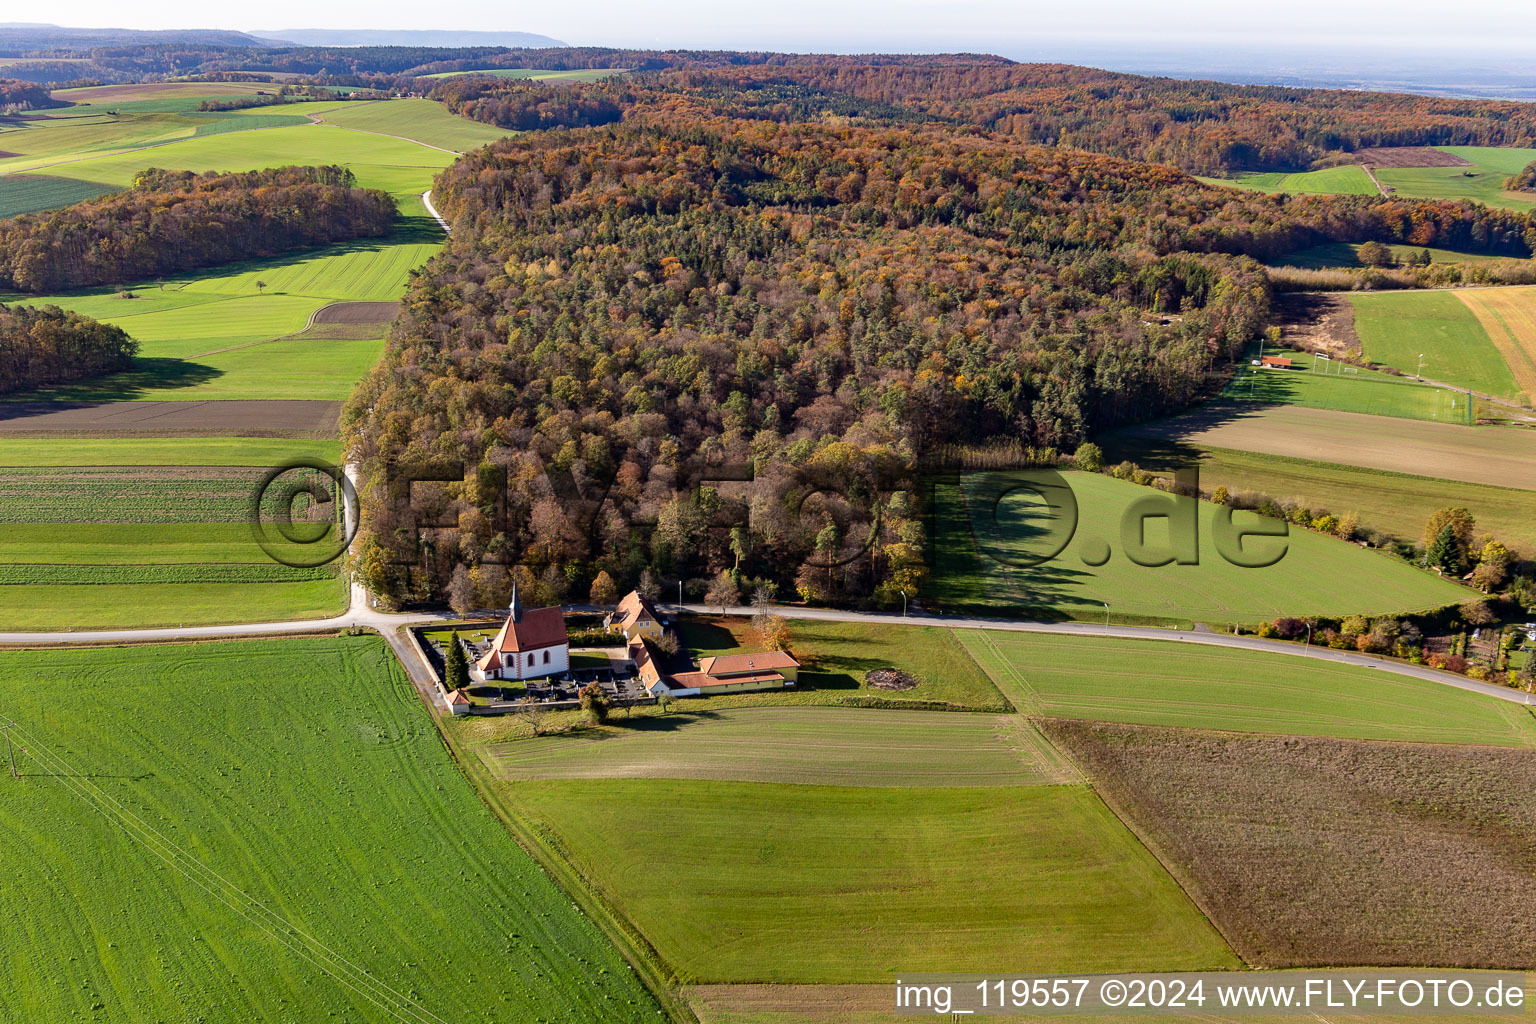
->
[1417,352,1425,379]
[1103,602,1111,630]
[1305,621,1313,649]
[900,590,908,618]
[678,579,683,611]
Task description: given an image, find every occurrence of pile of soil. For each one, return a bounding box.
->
[866,668,918,691]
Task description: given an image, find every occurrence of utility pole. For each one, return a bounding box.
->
[4,722,16,779]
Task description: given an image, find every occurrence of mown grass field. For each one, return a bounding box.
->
[0,637,660,1021]
[1264,240,1503,268]
[1374,146,1536,212]
[502,778,1239,984]
[1201,164,1378,196]
[1046,719,1536,969]
[959,630,1536,746]
[315,98,513,153]
[1102,441,1536,555]
[927,470,1469,624]
[1225,345,1472,423]
[480,706,1075,786]
[1350,289,1522,398]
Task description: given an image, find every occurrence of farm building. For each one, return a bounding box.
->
[606,590,664,642]
[474,585,569,682]
[637,646,800,698]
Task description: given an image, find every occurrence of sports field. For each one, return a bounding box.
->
[1226,345,1472,423]
[958,630,1536,746]
[927,470,1469,624]
[1102,441,1536,556]
[1350,289,1523,399]
[0,637,659,1022]
[1203,164,1378,196]
[502,778,1239,984]
[1114,403,1536,491]
[480,706,1076,786]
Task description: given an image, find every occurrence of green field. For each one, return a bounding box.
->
[676,616,1011,710]
[1350,289,1522,398]
[315,98,513,153]
[1101,441,1536,556]
[480,706,1074,786]
[0,437,341,466]
[1375,147,1536,212]
[0,86,482,627]
[503,779,1238,984]
[1226,345,1473,423]
[1202,164,1378,196]
[0,578,347,629]
[0,171,119,217]
[928,470,1469,624]
[959,630,1536,746]
[0,637,659,1021]
[1265,241,1503,268]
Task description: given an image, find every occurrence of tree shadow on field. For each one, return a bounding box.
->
[607,711,726,735]
[0,358,222,405]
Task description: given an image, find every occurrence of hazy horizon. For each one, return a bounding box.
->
[7,2,1536,56]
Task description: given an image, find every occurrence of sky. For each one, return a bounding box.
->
[19,0,1536,54]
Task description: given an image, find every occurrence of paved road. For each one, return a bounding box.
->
[6,594,1528,710]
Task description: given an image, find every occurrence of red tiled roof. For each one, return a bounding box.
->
[699,651,799,677]
[475,648,501,672]
[612,590,661,632]
[446,688,472,706]
[669,670,786,689]
[491,605,568,653]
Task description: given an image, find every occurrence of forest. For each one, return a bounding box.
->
[345,78,1535,611]
[0,78,57,110]
[432,65,1536,175]
[0,302,137,393]
[0,166,396,293]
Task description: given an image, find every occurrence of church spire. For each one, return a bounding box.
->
[509,578,522,622]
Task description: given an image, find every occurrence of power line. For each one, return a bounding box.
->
[0,715,449,1024]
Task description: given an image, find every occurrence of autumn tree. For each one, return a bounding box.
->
[447,564,475,615]
[705,570,739,613]
[589,569,619,607]
[752,613,792,653]
[579,681,610,724]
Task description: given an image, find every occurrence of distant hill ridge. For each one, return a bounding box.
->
[252,29,566,48]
